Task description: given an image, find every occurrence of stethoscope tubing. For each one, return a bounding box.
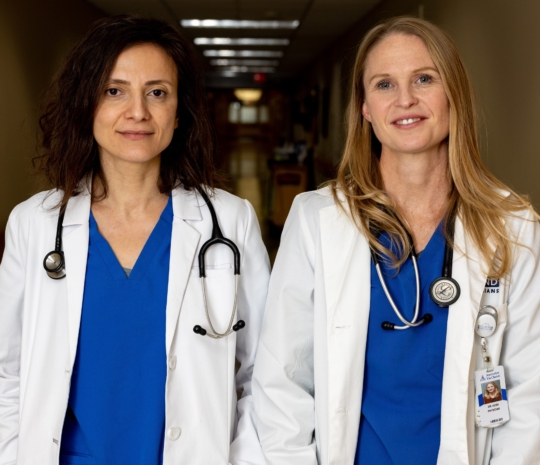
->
[200,274,239,338]
[370,214,459,330]
[375,255,423,330]
[194,187,243,339]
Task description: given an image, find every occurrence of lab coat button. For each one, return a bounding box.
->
[167,427,181,441]
[169,356,177,370]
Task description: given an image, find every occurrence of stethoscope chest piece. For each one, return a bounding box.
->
[43,209,66,280]
[43,251,66,280]
[429,276,460,307]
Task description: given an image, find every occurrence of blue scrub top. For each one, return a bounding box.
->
[60,197,173,465]
[355,224,449,465]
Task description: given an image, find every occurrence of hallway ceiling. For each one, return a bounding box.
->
[85,0,380,81]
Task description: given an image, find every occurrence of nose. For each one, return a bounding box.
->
[395,85,417,109]
[125,94,150,121]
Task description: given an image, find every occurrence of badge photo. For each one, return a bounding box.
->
[474,366,510,428]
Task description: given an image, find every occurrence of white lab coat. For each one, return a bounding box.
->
[0,186,270,465]
[253,187,540,465]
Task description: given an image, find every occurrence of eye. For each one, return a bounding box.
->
[417,74,432,84]
[105,88,120,96]
[150,89,166,97]
[376,80,392,90]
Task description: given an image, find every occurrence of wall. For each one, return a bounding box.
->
[297,0,540,207]
[0,0,105,230]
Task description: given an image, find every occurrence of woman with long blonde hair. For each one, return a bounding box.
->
[483,382,503,405]
[253,16,540,465]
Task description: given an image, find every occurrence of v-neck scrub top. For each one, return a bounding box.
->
[355,224,449,465]
[60,197,173,465]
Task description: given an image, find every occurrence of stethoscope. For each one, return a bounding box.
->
[192,188,244,339]
[42,188,245,339]
[371,220,460,331]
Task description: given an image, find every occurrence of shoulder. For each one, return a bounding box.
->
[8,189,62,226]
[211,187,251,212]
[502,200,538,248]
[174,186,255,227]
[281,186,341,239]
[206,188,255,225]
[291,186,337,214]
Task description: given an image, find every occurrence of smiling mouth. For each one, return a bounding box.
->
[395,118,422,125]
[119,131,154,135]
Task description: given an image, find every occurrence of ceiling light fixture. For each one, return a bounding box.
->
[234,88,263,104]
[194,38,289,46]
[224,66,276,73]
[210,59,280,67]
[181,19,299,29]
[203,50,283,58]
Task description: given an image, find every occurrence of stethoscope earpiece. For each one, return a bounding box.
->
[232,320,245,332]
[193,325,207,336]
[381,313,433,331]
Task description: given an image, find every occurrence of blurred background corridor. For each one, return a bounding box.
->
[2,0,540,261]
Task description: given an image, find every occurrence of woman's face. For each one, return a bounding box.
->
[361,33,450,158]
[93,43,178,168]
[486,383,496,394]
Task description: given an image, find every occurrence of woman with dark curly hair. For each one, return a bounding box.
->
[0,15,269,465]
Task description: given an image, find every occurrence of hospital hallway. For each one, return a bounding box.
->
[2,0,540,261]
[219,136,280,262]
[207,88,312,263]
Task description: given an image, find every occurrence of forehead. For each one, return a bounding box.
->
[109,43,177,80]
[363,33,436,78]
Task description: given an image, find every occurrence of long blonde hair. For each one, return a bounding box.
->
[330,16,534,278]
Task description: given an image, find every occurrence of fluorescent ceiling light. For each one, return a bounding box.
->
[181,19,299,29]
[218,71,239,77]
[194,38,289,46]
[203,50,283,58]
[224,66,276,73]
[210,59,280,66]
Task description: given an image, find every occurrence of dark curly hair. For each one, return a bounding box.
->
[35,15,221,208]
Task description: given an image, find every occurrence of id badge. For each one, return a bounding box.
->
[474,366,510,428]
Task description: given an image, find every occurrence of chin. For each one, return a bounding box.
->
[106,151,161,165]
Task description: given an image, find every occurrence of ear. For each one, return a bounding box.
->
[174,117,179,129]
[362,100,371,123]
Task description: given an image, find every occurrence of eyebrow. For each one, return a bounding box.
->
[368,66,440,84]
[107,78,174,86]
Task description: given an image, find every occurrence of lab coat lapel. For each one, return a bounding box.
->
[320,203,371,465]
[165,188,202,352]
[438,215,486,465]
[62,191,91,368]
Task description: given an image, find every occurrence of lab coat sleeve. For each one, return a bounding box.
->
[229,199,271,465]
[0,206,26,465]
[490,211,540,464]
[253,195,318,465]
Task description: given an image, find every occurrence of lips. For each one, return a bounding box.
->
[392,115,426,127]
[118,130,154,140]
[395,117,421,125]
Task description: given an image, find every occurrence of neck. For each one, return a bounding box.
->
[380,144,450,251]
[93,155,166,214]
